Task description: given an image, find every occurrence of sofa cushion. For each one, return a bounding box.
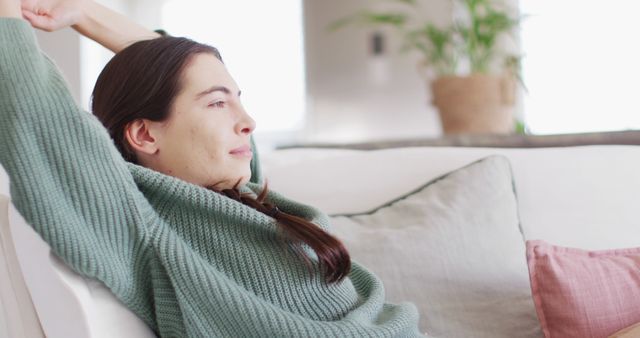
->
[328,155,541,337]
[526,240,640,338]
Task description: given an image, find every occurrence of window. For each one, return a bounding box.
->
[162,0,306,138]
[520,0,640,134]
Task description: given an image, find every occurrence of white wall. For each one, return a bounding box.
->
[301,0,451,143]
[34,0,140,111]
[35,28,83,105]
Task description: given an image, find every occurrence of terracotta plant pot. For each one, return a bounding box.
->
[431,74,516,134]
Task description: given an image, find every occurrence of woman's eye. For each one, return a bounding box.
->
[208,101,226,108]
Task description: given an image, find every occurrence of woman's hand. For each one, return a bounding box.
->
[20,0,87,31]
[20,0,159,53]
[0,0,21,18]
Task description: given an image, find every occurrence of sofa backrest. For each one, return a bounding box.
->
[262,145,640,250]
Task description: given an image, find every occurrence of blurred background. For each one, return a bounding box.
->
[36,0,640,153]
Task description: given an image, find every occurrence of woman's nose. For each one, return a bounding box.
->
[237,108,256,135]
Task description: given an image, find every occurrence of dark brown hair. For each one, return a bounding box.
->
[91,36,351,284]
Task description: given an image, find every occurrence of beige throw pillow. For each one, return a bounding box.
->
[328,155,541,337]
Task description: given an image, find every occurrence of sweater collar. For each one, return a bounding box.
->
[125,162,257,210]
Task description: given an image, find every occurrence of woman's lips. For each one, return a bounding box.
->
[229,145,252,158]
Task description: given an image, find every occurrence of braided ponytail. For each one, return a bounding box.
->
[213,181,351,285]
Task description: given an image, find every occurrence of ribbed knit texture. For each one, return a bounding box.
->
[0,19,424,338]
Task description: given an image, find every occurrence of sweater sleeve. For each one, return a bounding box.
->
[0,18,157,325]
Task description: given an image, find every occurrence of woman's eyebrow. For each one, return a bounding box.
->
[195,86,241,100]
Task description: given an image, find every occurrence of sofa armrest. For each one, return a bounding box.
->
[0,191,46,338]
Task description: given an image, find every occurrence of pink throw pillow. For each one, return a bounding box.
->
[526,240,640,338]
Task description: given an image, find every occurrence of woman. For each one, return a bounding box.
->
[0,0,425,336]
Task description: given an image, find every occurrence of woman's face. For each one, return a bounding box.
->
[140,53,256,190]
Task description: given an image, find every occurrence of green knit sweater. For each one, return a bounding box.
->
[0,19,424,338]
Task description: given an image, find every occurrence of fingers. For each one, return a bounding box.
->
[32,6,46,15]
[21,9,39,25]
[21,8,36,21]
[20,0,47,16]
[20,0,37,12]
[21,8,56,31]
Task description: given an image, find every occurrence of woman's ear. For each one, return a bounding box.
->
[124,119,160,156]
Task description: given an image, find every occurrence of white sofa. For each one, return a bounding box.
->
[1,144,639,337]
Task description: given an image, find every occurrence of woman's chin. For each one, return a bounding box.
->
[237,174,251,187]
[226,173,251,189]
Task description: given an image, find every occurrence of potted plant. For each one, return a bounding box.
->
[330,0,524,135]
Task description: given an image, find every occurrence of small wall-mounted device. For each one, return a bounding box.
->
[368,31,389,85]
[371,31,385,56]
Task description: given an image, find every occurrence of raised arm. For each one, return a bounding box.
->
[0,7,158,329]
[21,0,160,53]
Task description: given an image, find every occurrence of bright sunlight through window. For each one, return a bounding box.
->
[162,0,306,135]
[520,0,640,134]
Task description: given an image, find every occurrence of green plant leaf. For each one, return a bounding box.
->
[328,11,408,32]
[385,0,418,6]
[515,120,526,134]
[363,12,408,27]
[327,13,360,32]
